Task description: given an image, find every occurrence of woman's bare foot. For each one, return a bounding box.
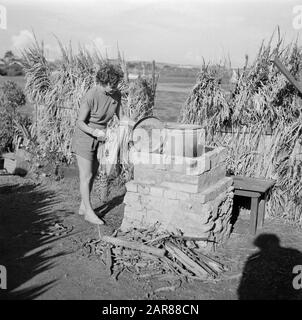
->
[85,210,105,225]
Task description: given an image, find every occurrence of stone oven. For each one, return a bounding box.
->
[121,122,234,246]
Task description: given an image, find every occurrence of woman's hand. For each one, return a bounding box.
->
[91,129,106,139]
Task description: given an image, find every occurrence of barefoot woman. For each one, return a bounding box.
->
[72,63,124,225]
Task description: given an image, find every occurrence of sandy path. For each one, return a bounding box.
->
[1,174,302,300]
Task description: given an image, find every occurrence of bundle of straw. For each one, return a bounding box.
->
[97,115,133,175]
[22,37,158,164]
[180,29,302,224]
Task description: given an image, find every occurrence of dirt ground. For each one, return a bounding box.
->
[0,173,302,300]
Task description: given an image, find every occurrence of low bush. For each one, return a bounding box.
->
[0,81,27,153]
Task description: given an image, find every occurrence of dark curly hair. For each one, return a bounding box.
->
[96,63,124,87]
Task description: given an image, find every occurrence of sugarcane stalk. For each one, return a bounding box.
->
[100,235,166,257]
[165,242,208,279]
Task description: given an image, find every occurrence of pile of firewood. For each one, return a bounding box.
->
[84,224,227,285]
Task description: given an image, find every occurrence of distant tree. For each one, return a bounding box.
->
[3,50,15,64]
[0,67,7,76]
[0,51,24,76]
[6,64,24,76]
[0,81,26,110]
[127,62,137,69]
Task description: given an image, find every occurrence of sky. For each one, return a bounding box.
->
[0,0,301,67]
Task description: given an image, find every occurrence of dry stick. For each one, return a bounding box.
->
[273,56,302,95]
[154,285,177,293]
[172,235,215,243]
[137,272,163,279]
[196,251,225,270]
[100,235,166,258]
[97,225,102,239]
[145,234,213,245]
[144,234,171,245]
[181,246,218,277]
[184,245,223,275]
[106,246,113,276]
[165,242,208,279]
[141,252,161,261]
[181,241,219,276]
[154,274,182,283]
[160,256,191,279]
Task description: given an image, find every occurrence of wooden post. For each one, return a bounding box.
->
[152,60,156,93]
[273,56,302,95]
[250,197,259,235]
[150,60,158,111]
[258,193,267,229]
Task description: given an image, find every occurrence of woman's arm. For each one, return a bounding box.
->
[76,95,104,138]
[76,102,94,135]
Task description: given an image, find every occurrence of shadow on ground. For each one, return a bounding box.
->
[0,182,65,300]
[95,194,125,217]
[237,233,302,300]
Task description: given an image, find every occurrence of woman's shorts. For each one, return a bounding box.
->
[72,127,101,161]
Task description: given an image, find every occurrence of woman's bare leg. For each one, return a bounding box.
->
[76,155,104,225]
[78,157,99,215]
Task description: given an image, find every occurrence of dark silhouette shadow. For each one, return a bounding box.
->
[95,194,125,217]
[0,182,66,300]
[238,234,302,300]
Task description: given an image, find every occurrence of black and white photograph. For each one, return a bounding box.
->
[0,0,302,305]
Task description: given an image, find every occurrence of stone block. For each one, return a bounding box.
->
[191,177,233,204]
[150,186,164,197]
[2,152,30,176]
[184,155,210,176]
[131,150,211,176]
[178,200,212,223]
[124,146,233,244]
[176,191,191,200]
[3,157,17,174]
[206,147,227,169]
[154,163,168,171]
[125,181,138,193]
[169,163,186,173]
[140,195,178,212]
[123,192,141,207]
[137,184,150,195]
[137,178,156,185]
[122,189,232,240]
[134,163,226,193]
[164,189,177,199]
[197,164,226,192]
[160,181,198,193]
[134,165,200,185]
[173,217,214,237]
